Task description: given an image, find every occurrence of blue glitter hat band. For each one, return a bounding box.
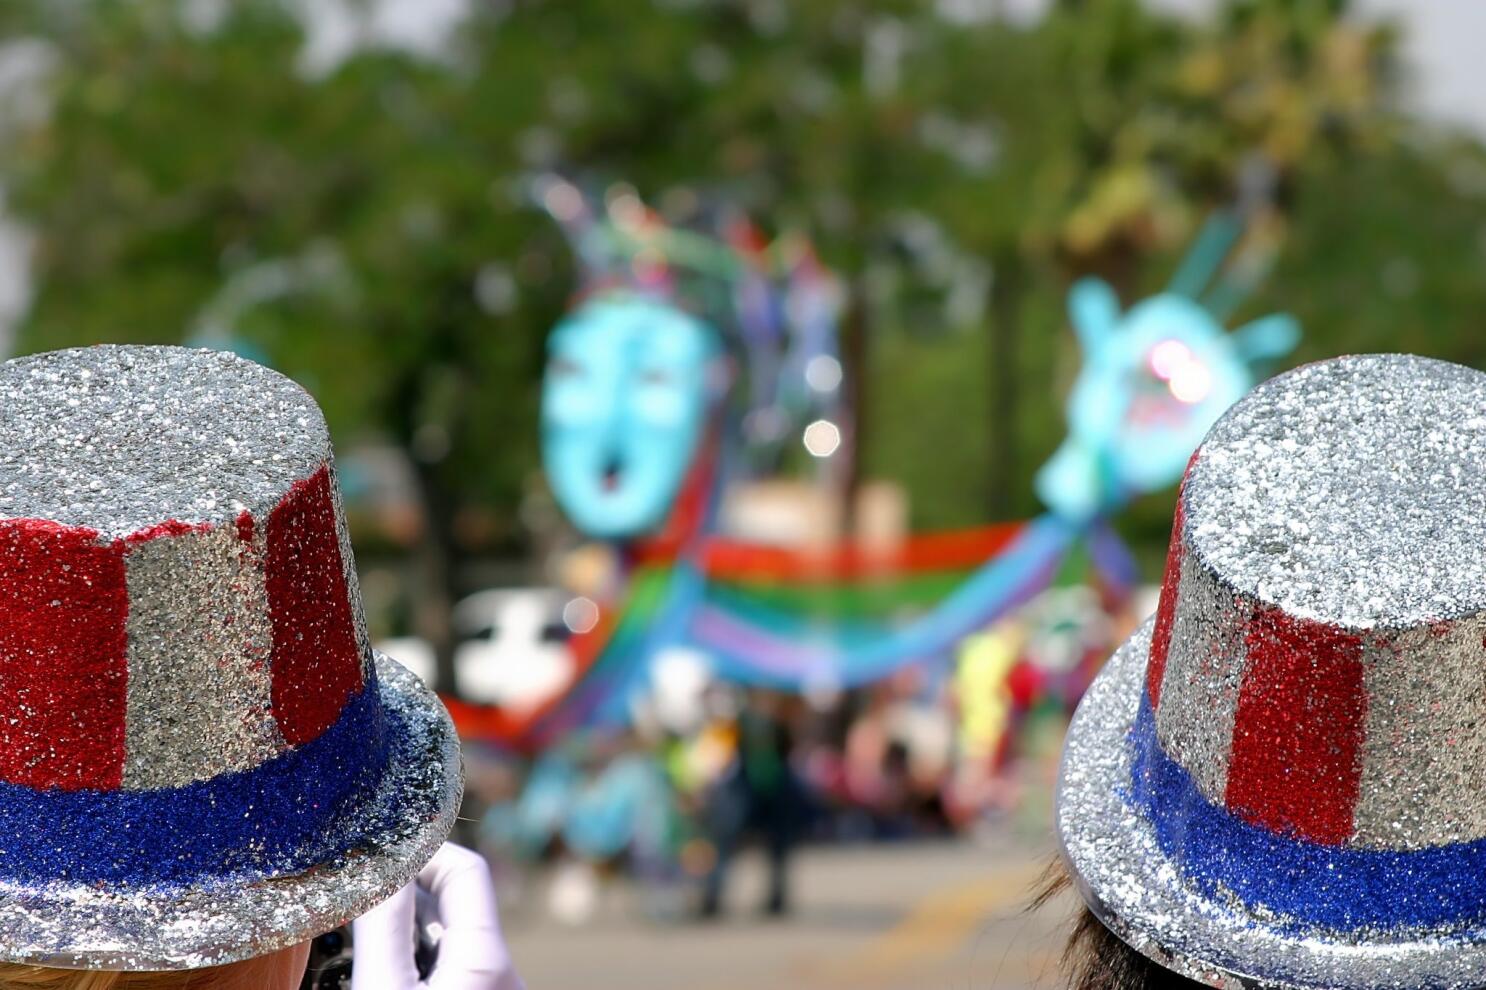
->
[1131,693,1486,934]
[0,668,391,888]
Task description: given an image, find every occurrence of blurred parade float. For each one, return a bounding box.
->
[392,179,1297,921]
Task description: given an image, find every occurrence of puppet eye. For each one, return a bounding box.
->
[1167,362,1211,404]
[549,356,584,377]
[1147,339,1211,404]
[1148,339,1191,379]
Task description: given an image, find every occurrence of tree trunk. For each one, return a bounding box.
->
[987,252,1023,520]
[391,371,460,695]
[408,453,461,695]
[840,275,870,536]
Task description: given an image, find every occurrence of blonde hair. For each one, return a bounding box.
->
[0,945,307,990]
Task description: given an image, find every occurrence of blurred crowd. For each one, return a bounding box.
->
[452,583,1153,926]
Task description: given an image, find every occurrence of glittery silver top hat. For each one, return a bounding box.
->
[1058,355,1486,990]
[0,345,460,970]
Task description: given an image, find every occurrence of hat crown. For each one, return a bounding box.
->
[0,345,374,797]
[1185,353,1486,630]
[1148,354,1486,851]
[0,344,332,535]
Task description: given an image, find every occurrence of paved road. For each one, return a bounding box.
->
[503,833,1073,990]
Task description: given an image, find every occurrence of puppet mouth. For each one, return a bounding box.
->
[601,455,623,492]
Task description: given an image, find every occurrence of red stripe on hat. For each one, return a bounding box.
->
[1146,451,1198,710]
[1223,607,1366,845]
[266,465,364,746]
[123,519,213,545]
[235,510,255,545]
[0,520,129,791]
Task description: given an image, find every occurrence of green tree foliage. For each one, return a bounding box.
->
[3,0,1485,613]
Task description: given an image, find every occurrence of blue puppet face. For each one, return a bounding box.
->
[1036,279,1298,522]
[541,296,718,539]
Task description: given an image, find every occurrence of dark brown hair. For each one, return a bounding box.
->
[1032,857,1207,990]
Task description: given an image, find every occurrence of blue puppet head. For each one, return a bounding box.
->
[1036,277,1298,522]
[542,294,720,539]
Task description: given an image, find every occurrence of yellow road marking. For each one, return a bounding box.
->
[804,860,1048,986]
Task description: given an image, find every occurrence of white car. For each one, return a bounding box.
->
[378,587,578,709]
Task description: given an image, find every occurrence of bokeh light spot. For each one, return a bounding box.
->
[1149,339,1192,380]
[562,596,600,635]
[803,419,842,457]
[1169,362,1212,404]
[804,355,843,393]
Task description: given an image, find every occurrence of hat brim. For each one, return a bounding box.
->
[1058,618,1486,990]
[0,653,462,971]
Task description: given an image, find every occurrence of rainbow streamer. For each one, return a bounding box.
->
[689,515,1077,689]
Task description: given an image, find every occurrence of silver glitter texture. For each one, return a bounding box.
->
[0,346,461,968]
[1059,626,1486,990]
[121,523,282,790]
[329,465,375,682]
[1350,621,1486,849]
[1152,552,1246,806]
[0,656,462,971]
[0,345,328,536]
[1160,355,1486,849]
[1060,354,1486,988]
[1186,354,1486,631]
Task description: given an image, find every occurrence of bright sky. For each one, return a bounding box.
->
[1146,0,1486,137]
[298,0,1486,139]
[1357,0,1486,137]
